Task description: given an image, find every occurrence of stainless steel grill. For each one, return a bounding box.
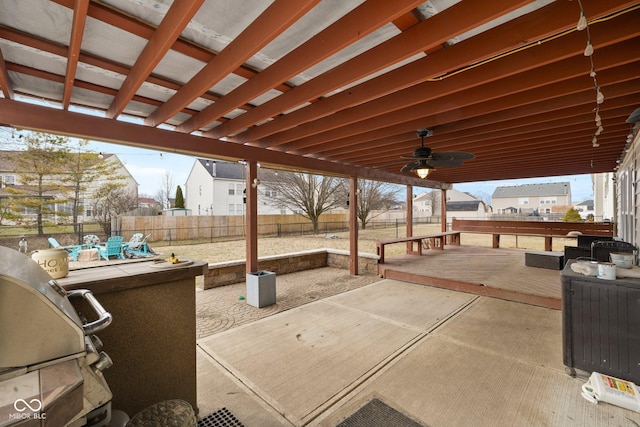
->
[0,246,116,426]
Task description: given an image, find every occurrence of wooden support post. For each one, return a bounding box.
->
[441,188,447,232]
[349,176,358,275]
[406,185,413,254]
[245,160,258,274]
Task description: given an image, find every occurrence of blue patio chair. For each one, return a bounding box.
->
[48,237,84,261]
[97,236,125,261]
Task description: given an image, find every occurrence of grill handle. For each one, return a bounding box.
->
[67,289,113,335]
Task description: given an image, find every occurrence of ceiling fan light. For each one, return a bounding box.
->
[416,167,432,179]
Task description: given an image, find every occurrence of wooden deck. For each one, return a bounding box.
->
[377,245,563,310]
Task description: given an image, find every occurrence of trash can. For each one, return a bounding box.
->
[246,270,276,308]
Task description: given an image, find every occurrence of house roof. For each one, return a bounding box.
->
[446,200,484,211]
[198,159,245,180]
[492,182,571,198]
[0,1,638,187]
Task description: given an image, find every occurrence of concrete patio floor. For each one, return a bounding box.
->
[195,277,640,426]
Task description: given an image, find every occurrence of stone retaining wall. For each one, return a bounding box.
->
[199,248,379,290]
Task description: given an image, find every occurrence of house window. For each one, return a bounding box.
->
[228,184,235,195]
[540,197,557,205]
[518,198,529,205]
[228,203,235,214]
[2,175,16,186]
[236,183,243,195]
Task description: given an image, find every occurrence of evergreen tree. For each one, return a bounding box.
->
[12,132,70,234]
[562,208,583,222]
[175,185,185,208]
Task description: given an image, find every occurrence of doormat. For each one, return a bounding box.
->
[335,398,424,427]
[198,407,244,427]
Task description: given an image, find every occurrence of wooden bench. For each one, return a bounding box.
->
[452,219,614,251]
[376,231,461,264]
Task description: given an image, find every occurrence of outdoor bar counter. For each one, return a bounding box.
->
[57,259,208,418]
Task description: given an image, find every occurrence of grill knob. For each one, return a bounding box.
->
[95,351,113,372]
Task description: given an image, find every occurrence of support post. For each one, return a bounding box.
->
[406,185,413,253]
[349,176,359,275]
[245,160,258,274]
[441,188,447,232]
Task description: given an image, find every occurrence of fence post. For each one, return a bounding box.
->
[277,223,281,237]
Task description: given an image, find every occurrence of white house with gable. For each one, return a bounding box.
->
[185,159,284,216]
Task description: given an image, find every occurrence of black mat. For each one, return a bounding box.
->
[336,398,424,427]
[198,408,244,427]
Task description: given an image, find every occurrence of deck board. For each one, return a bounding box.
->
[378,245,562,309]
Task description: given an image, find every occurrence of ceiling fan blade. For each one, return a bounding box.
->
[400,154,429,160]
[430,151,475,161]
[401,161,421,172]
[375,159,409,168]
[426,159,464,168]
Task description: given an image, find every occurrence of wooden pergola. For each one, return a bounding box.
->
[0,0,638,273]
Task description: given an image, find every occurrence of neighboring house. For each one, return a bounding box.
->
[492,182,571,216]
[0,151,137,223]
[573,199,594,220]
[446,200,490,219]
[413,188,483,219]
[412,192,434,218]
[184,159,284,216]
[138,197,163,211]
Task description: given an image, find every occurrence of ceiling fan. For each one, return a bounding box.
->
[401,129,475,178]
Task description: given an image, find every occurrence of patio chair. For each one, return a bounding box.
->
[126,233,151,256]
[48,237,84,262]
[97,236,125,261]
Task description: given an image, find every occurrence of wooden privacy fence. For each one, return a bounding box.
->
[117,213,349,242]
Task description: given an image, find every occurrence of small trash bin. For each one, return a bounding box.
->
[246,270,276,308]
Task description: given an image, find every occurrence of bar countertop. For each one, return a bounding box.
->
[57,259,208,294]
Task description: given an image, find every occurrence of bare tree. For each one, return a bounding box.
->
[262,169,346,234]
[92,183,138,235]
[59,140,122,232]
[156,170,174,209]
[354,179,400,229]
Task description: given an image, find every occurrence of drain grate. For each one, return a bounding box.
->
[336,398,424,427]
[198,408,244,427]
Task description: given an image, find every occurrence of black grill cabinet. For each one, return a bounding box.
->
[561,261,640,384]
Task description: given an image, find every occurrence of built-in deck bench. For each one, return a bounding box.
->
[452,219,614,251]
[376,231,461,264]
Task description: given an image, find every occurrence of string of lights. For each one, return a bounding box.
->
[576,0,603,149]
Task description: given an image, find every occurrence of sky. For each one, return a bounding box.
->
[85,140,595,203]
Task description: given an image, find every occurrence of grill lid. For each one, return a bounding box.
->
[0,246,84,370]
